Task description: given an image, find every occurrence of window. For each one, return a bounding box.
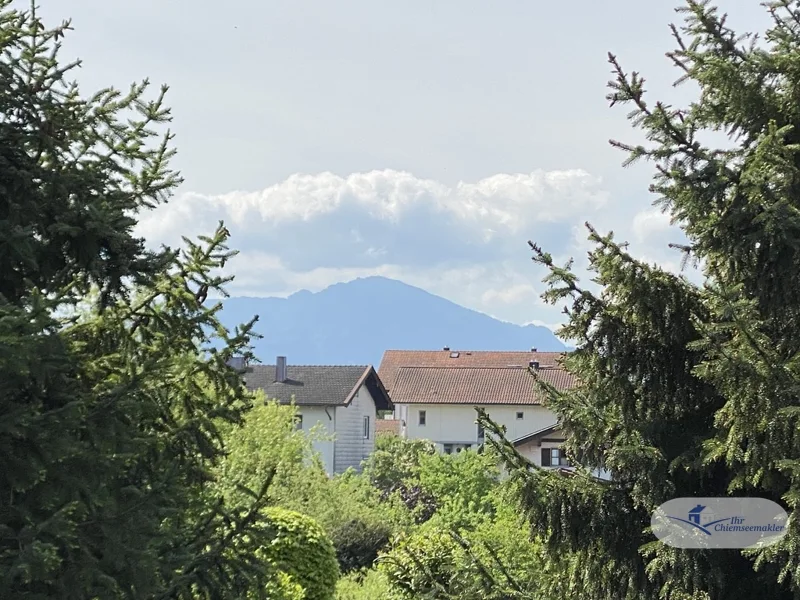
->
[443,444,453,454]
[541,447,570,467]
[363,416,370,439]
[477,423,484,440]
[294,415,303,430]
[419,410,427,426]
[516,411,524,420]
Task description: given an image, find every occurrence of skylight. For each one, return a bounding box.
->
[450,352,460,358]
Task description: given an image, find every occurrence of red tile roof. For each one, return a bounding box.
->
[375,419,401,435]
[389,365,575,405]
[378,349,566,393]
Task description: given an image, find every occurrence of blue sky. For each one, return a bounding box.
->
[39,1,769,331]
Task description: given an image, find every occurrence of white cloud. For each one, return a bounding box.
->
[524,319,565,333]
[136,168,608,257]
[481,284,539,305]
[632,207,672,242]
[136,168,690,326]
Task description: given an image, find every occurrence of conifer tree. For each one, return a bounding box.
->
[0,3,278,598]
[480,1,800,598]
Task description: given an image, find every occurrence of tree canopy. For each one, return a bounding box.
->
[480,1,800,598]
[13,0,800,598]
[0,3,277,598]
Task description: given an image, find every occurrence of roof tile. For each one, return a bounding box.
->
[390,366,575,405]
[375,419,401,435]
[243,365,371,406]
[378,349,566,393]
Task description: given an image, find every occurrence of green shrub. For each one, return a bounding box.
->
[362,438,498,529]
[262,571,306,600]
[362,435,435,492]
[329,517,393,573]
[258,507,340,600]
[216,397,329,504]
[379,492,551,599]
[335,568,392,600]
[417,447,499,513]
[272,466,412,573]
[379,528,463,597]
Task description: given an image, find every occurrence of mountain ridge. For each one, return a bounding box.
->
[216,276,566,367]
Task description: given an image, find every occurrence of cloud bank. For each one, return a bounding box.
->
[135,168,694,329]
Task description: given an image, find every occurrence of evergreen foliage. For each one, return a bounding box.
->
[0,4,276,598]
[480,1,800,598]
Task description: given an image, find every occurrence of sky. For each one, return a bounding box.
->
[38,1,771,332]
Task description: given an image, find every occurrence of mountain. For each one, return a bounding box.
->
[216,276,566,367]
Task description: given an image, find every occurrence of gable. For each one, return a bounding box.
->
[512,424,564,447]
[359,369,393,411]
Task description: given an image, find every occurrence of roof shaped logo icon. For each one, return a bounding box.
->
[688,504,706,524]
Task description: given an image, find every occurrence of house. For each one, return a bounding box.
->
[377,348,574,457]
[513,424,612,479]
[512,424,569,468]
[239,356,393,475]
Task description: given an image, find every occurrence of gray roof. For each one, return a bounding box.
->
[512,424,562,447]
[242,364,393,410]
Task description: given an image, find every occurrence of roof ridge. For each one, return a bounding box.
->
[250,364,370,367]
[396,365,567,370]
[384,349,565,353]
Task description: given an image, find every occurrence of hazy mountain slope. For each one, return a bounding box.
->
[217,276,566,366]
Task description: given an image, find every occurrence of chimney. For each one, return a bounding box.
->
[443,346,450,351]
[529,360,540,372]
[276,356,287,382]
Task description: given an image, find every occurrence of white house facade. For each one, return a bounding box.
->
[513,424,612,480]
[396,402,557,453]
[378,349,574,458]
[238,357,393,475]
[512,424,571,468]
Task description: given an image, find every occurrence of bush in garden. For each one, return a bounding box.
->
[380,483,438,524]
[258,507,340,600]
[362,435,435,493]
[334,568,392,600]
[415,447,500,529]
[329,517,394,574]
[379,528,463,598]
[271,465,413,573]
